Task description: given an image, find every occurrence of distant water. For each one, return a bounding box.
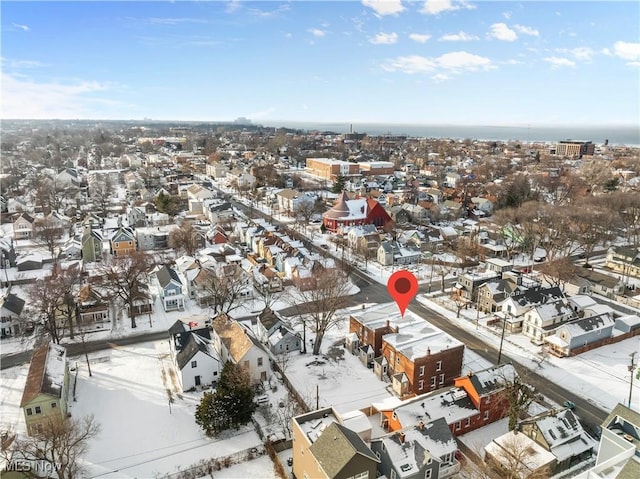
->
[263,122,640,146]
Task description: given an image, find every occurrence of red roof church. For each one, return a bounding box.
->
[322,191,391,233]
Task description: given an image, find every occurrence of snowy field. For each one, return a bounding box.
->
[0,340,265,478]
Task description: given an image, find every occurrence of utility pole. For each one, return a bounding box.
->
[629,351,637,408]
[316,385,319,410]
[497,318,507,365]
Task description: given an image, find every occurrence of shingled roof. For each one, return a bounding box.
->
[20,343,67,407]
[156,264,182,289]
[309,422,379,477]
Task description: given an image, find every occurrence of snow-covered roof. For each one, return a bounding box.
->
[485,431,556,476]
[383,322,463,360]
[20,343,67,407]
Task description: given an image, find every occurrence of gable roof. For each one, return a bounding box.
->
[1,292,25,315]
[176,332,217,370]
[156,264,182,289]
[20,343,67,407]
[309,422,378,477]
[212,314,255,363]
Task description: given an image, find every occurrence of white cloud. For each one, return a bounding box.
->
[409,33,431,43]
[420,0,474,15]
[1,72,127,119]
[308,28,326,37]
[11,23,30,31]
[362,0,405,16]
[502,12,511,20]
[431,73,450,82]
[613,41,640,62]
[488,23,517,41]
[371,32,398,45]
[513,24,539,37]
[544,56,575,67]
[439,31,478,42]
[383,50,492,75]
[570,47,594,61]
[225,0,242,14]
[1,57,47,70]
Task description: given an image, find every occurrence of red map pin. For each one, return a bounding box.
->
[387,270,419,317]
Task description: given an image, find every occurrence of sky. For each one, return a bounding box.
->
[1,0,639,126]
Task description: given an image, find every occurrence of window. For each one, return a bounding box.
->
[418,380,424,390]
[51,402,57,409]
[258,357,263,367]
[390,470,396,479]
[455,421,461,431]
[439,373,445,385]
[35,406,42,414]
[353,472,369,479]
[465,417,470,427]
[191,361,197,368]
[484,411,489,420]
[425,470,432,479]
[419,365,425,376]
[430,376,436,388]
[26,408,32,416]
[436,360,442,372]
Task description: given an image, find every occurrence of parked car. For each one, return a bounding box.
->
[563,400,575,409]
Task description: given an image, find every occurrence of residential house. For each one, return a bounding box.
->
[1,291,26,337]
[20,343,70,436]
[75,284,110,325]
[206,162,228,179]
[518,409,596,473]
[168,319,221,391]
[267,324,302,356]
[135,225,177,251]
[377,241,421,267]
[155,264,185,312]
[388,205,412,225]
[254,308,284,344]
[454,268,501,303]
[522,295,575,343]
[370,419,460,479]
[485,430,556,478]
[544,313,616,357]
[586,403,640,478]
[110,226,136,256]
[292,407,379,479]
[211,314,270,386]
[566,269,625,299]
[381,320,465,397]
[81,226,103,262]
[500,286,565,333]
[0,238,17,269]
[275,189,314,216]
[605,246,640,281]
[54,168,81,190]
[12,212,35,240]
[476,273,522,313]
[452,363,517,435]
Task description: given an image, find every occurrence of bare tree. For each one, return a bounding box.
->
[97,251,154,328]
[29,274,64,344]
[535,257,578,291]
[288,269,352,355]
[89,176,113,218]
[496,367,537,431]
[568,204,617,266]
[54,264,83,340]
[605,192,640,247]
[293,198,319,235]
[32,216,63,263]
[486,432,551,479]
[168,219,201,257]
[2,415,100,479]
[195,265,248,315]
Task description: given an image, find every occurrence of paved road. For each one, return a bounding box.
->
[0,330,169,370]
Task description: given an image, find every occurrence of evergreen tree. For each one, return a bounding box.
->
[194,361,256,437]
[332,174,346,194]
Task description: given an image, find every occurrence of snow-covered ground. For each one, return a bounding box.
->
[0,340,266,478]
[416,294,640,413]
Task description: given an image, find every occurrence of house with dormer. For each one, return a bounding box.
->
[517,408,596,473]
[370,418,460,479]
[544,313,616,357]
[522,295,575,343]
[168,319,221,391]
[500,286,565,333]
[75,284,110,325]
[1,291,26,337]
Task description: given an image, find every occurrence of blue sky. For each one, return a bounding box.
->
[2,1,639,126]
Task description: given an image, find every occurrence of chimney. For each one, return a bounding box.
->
[427,347,431,356]
[399,432,405,444]
[386,319,390,328]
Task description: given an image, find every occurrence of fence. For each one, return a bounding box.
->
[156,445,267,479]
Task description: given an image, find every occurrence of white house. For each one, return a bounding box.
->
[168,320,221,391]
[211,313,271,386]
